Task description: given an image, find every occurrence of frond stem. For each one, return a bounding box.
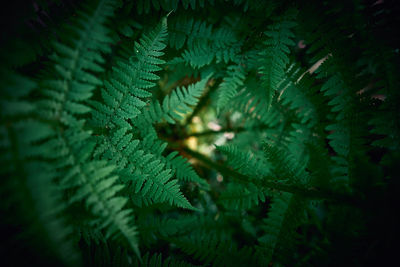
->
[184,124,270,138]
[183,147,359,204]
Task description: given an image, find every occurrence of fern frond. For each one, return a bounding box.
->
[180,43,215,68]
[312,58,356,190]
[127,166,195,210]
[0,69,36,117]
[80,241,133,267]
[3,1,398,265]
[217,144,270,178]
[169,15,235,50]
[185,19,213,47]
[91,17,168,129]
[136,74,211,125]
[137,135,209,188]
[0,70,80,266]
[173,230,256,266]
[137,214,202,247]
[136,0,215,14]
[131,135,208,191]
[166,151,209,188]
[138,216,180,245]
[53,128,140,257]
[93,127,140,169]
[263,143,310,186]
[172,231,227,264]
[258,192,306,265]
[369,107,400,151]
[258,8,297,111]
[28,4,131,252]
[227,78,284,127]
[216,65,246,112]
[169,15,194,49]
[367,49,400,151]
[219,182,267,210]
[78,224,106,246]
[93,128,195,210]
[278,63,327,127]
[38,0,117,126]
[317,63,353,121]
[175,42,240,68]
[168,17,240,68]
[132,253,198,267]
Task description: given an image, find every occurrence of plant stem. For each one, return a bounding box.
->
[183,147,359,204]
[184,124,271,138]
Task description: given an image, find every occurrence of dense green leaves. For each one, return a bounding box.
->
[258,192,306,264]
[216,65,246,111]
[258,8,297,111]
[91,16,168,130]
[38,0,117,126]
[1,0,399,266]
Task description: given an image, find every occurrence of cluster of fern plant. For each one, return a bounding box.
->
[1,0,399,266]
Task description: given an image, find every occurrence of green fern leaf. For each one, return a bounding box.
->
[132,253,198,267]
[136,74,211,125]
[258,192,306,265]
[259,8,297,111]
[91,17,168,129]
[216,65,246,112]
[217,144,270,178]
[0,70,80,265]
[56,129,140,257]
[39,0,117,126]
[94,128,195,210]
[219,182,267,210]
[263,143,310,186]
[139,135,209,189]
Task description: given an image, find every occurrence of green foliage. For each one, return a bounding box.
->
[258,192,307,265]
[90,16,168,129]
[259,8,297,110]
[136,74,211,125]
[216,65,246,112]
[1,0,399,266]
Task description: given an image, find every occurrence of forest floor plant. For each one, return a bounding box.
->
[1,0,399,266]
